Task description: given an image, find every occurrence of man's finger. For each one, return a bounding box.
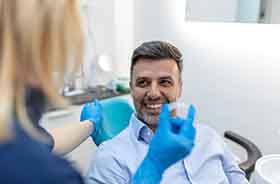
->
[180,121,196,140]
[185,105,196,124]
[158,104,171,129]
[180,105,196,138]
[160,104,170,119]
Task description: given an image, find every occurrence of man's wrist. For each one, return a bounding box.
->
[145,154,166,174]
[132,156,164,184]
[142,155,165,178]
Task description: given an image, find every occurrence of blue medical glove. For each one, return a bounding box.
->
[132,104,196,184]
[80,100,103,143]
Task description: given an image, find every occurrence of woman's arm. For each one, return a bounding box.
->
[49,121,94,155]
[49,100,102,155]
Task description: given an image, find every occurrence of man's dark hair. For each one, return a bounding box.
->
[130,41,183,79]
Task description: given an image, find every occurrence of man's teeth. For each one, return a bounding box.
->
[146,104,162,109]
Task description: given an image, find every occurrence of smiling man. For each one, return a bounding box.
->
[86,41,248,184]
[131,59,182,132]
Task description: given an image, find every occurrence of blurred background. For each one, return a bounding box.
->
[41,0,280,175]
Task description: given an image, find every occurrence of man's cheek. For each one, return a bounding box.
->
[166,93,178,103]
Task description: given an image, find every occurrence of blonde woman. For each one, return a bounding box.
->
[0,0,94,183]
[0,0,197,183]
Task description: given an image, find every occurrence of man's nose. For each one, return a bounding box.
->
[147,83,161,99]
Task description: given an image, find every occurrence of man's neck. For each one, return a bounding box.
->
[136,114,157,133]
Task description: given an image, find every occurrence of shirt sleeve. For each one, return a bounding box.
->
[217,134,249,184]
[86,145,130,184]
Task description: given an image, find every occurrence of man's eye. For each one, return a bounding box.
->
[159,80,172,87]
[136,80,148,87]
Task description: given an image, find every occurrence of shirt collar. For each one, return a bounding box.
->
[130,113,154,144]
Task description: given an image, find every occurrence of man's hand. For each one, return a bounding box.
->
[132,104,196,184]
[147,103,196,172]
[80,100,103,142]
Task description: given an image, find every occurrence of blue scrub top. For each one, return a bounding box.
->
[0,88,84,184]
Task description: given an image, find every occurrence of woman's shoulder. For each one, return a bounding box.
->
[0,131,84,184]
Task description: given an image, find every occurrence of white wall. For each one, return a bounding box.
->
[134,0,280,155]
[114,0,134,77]
[81,0,134,86]
[181,23,280,156]
[270,0,280,23]
[81,0,116,86]
[186,0,237,22]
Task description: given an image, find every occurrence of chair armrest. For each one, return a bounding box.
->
[224,131,262,179]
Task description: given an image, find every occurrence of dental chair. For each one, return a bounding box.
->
[224,131,262,179]
[98,98,262,179]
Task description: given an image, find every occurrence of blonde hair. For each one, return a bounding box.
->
[0,0,84,141]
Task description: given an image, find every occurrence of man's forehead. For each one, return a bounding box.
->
[132,59,179,78]
[134,71,176,80]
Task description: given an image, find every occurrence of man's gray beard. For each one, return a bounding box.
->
[142,114,159,127]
